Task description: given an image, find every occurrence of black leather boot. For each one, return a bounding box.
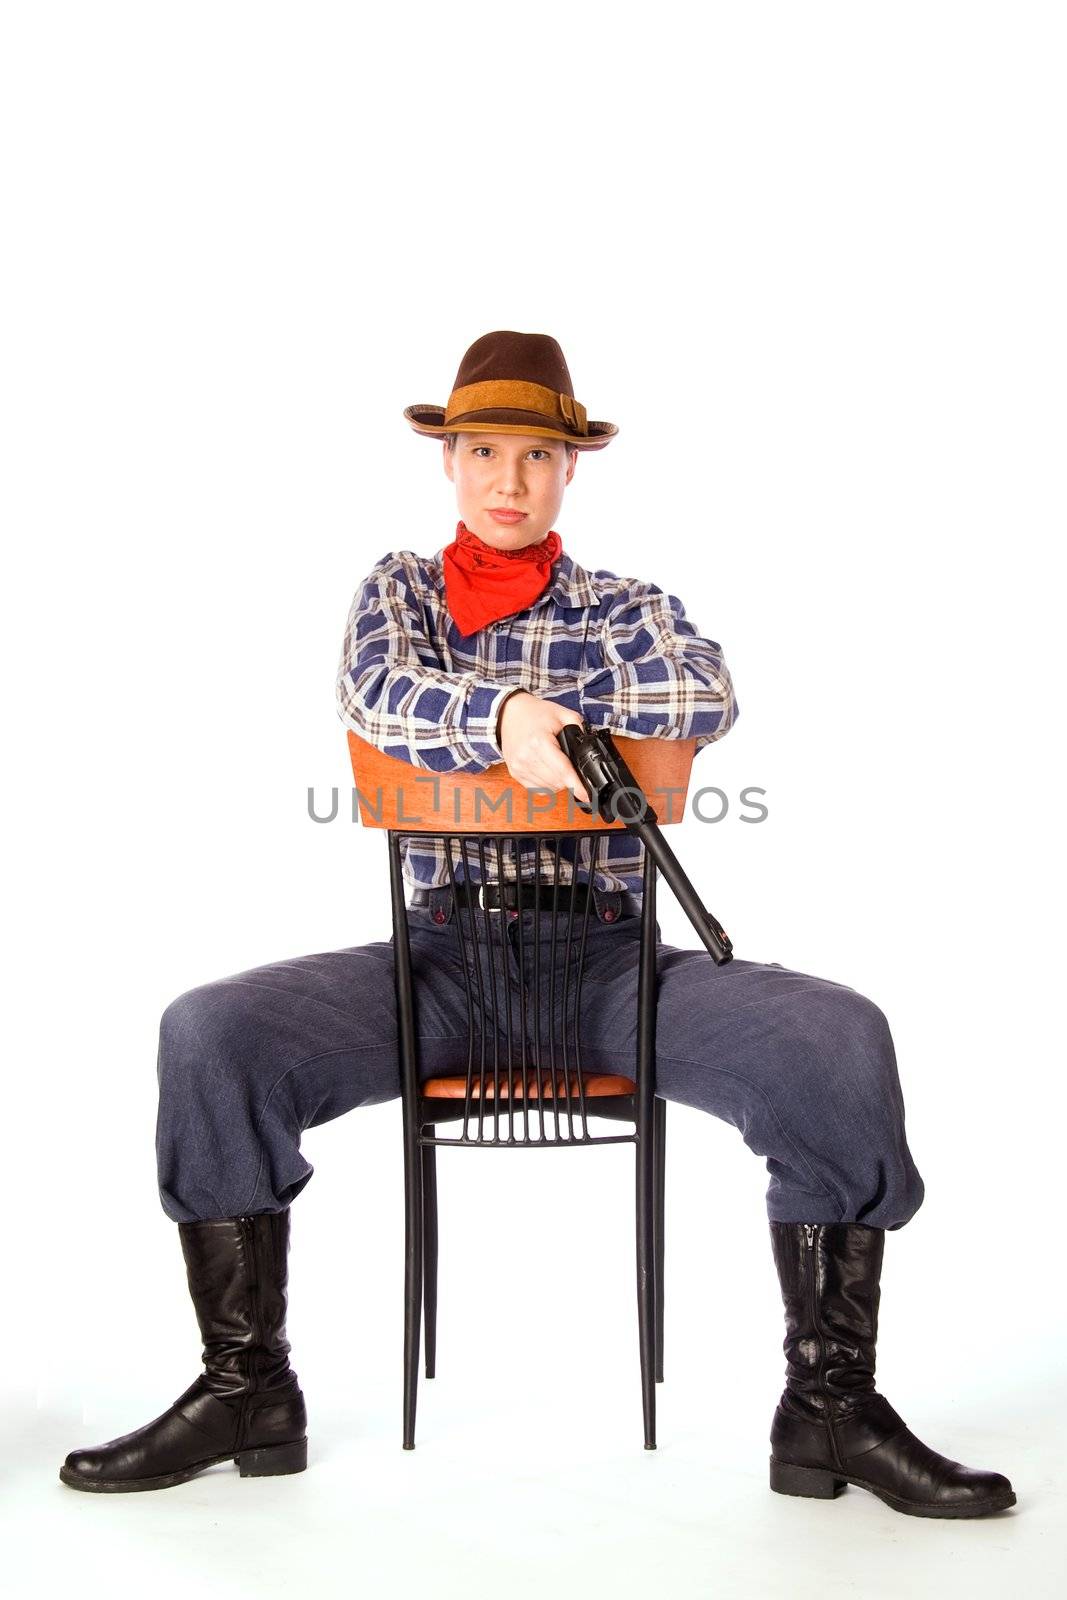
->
[60,1209,308,1493]
[768,1221,1016,1518]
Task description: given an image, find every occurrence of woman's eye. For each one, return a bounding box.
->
[470,446,552,459]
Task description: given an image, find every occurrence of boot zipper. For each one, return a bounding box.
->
[238,1215,260,1449]
[804,1223,839,1466]
[241,1216,260,1360]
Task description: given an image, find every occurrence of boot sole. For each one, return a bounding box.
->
[770,1456,1016,1518]
[59,1436,308,1493]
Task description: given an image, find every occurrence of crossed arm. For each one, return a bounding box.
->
[336,552,739,775]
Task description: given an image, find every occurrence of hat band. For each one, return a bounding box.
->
[444,380,588,435]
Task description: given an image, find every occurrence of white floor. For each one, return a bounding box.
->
[9,1113,1065,1599]
[8,1331,1061,1600]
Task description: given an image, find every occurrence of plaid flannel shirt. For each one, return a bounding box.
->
[336,543,739,899]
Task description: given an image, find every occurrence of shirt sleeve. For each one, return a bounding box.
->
[578,580,739,752]
[335,553,520,772]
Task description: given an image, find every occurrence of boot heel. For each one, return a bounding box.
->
[770,1457,846,1499]
[237,1437,308,1477]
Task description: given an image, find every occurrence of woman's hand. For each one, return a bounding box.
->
[497,692,590,804]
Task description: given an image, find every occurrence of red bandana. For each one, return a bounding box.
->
[441,519,562,636]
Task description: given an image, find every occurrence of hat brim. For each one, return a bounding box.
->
[404,404,617,451]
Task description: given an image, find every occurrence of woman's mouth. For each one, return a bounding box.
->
[488,510,529,524]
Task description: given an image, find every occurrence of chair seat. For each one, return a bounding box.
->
[421,1072,637,1100]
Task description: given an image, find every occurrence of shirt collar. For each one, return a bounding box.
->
[431,546,601,610]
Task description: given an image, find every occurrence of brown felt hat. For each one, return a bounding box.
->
[404,329,617,451]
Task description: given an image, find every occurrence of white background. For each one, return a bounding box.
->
[3,3,1064,1595]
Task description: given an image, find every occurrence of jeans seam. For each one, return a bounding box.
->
[240,1034,470,1213]
[654,1049,841,1214]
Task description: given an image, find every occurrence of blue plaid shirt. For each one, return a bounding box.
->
[336,543,739,898]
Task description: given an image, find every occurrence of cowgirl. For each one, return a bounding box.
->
[60,331,1014,1519]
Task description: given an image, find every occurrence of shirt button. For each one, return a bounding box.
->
[433,908,447,924]
[507,908,519,919]
[602,907,618,922]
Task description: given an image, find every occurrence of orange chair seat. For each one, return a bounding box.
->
[422,1072,636,1100]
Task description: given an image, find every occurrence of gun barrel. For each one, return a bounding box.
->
[629,820,733,964]
[557,723,733,964]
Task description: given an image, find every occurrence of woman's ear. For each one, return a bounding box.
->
[442,441,454,482]
[565,448,578,486]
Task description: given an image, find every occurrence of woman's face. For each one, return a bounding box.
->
[442,432,577,549]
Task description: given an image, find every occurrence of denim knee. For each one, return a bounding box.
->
[154,983,268,1221]
[772,982,925,1229]
[157,985,223,1101]
[795,983,904,1104]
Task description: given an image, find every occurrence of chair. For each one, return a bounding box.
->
[346,730,699,1451]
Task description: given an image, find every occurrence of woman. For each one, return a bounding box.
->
[60,330,1015,1519]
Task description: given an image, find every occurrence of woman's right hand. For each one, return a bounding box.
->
[497,691,590,804]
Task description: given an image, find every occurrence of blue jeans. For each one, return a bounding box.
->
[155,889,925,1230]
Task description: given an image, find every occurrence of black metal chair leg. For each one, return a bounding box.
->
[653,1095,665,1383]
[402,1127,424,1449]
[636,1126,657,1449]
[422,1138,438,1379]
